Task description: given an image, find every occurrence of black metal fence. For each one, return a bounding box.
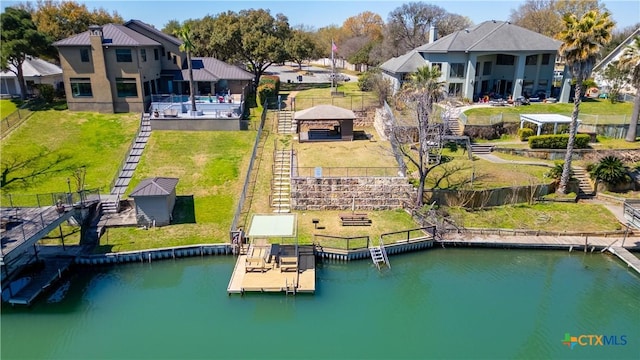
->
[1,104,34,139]
[313,234,370,250]
[1,188,103,208]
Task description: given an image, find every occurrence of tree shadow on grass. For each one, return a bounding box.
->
[172,195,196,224]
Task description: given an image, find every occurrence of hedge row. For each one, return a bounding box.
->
[528,134,590,149]
[257,75,281,107]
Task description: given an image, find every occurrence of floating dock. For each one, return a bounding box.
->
[227,245,315,294]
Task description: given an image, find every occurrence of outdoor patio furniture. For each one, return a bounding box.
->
[163,108,179,117]
[245,239,272,272]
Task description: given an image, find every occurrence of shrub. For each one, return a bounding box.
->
[259,75,280,95]
[33,84,55,103]
[528,134,590,149]
[257,83,275,108]
[589,155,630,186]
[444,142,458,152]
[546,162,571,180]
[517,128,535,141]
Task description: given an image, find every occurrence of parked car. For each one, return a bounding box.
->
[329,73,350,82]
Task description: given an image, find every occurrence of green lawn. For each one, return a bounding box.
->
[291,82,378,110]
[447,202,622,231]
[1,110,139,196]
[464,98,633,124]
[0,99,20,119]
[100,130,256,252]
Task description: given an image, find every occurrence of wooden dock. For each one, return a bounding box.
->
[227,245,315,294]
[607,246,640,275]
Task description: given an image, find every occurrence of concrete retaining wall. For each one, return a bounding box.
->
[151,118,241,131]
[291,176,414,211]
[75,244,232,265]
[317,239,434,261]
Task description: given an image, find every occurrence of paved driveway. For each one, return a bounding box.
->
[264,63,357,84]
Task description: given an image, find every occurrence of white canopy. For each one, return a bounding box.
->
[519,114,581,135]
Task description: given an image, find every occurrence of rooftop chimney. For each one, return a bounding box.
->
[429,23,437,43]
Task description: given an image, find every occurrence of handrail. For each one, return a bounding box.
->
[108,112,144,194]
[293,166,401,177]
[313,234,370,250]
[229,100,268,237]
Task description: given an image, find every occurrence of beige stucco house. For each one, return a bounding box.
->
[53,20,253,113]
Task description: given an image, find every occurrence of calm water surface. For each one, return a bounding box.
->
[2,248,639,359]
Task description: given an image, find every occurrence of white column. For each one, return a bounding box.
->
[511,55,526,98]
[463,54,477,100]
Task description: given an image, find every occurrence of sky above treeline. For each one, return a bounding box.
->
[3,0,639,32]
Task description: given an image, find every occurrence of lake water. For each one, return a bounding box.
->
[2,248,639,359]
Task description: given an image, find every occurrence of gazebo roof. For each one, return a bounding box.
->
[247,214,297,238]
[294,105,356,120]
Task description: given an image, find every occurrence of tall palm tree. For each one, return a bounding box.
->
[556,10,613,194]
[176,24,197,113]
[619,37,640,142]
[397,65,446,207]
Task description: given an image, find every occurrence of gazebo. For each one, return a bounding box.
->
[520,114,581,136]
[294,105,356,142]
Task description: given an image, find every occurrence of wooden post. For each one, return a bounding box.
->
[622,224,629,247]
[59,225,65,251]
[584,236,588,253]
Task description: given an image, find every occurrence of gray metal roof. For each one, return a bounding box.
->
[54,23,161,47]
[416,20,561,53]
[130,177,179,197]
[380,51,425,74]
[124,19,183,47]
[165,57,254,82]
[294,105,356,120]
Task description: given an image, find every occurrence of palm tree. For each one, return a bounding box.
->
[556,10,614,194]
[588,155,629,190]
[396,65,446,207]
[619,37,640,142]
[176,24,197,114]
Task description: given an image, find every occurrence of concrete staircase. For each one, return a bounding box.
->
[271,150,292,213]
[470,144,494,155]
[277,110,295,134]
[573,166,595,198]
[446,118,462,136]
[105,114,152,212]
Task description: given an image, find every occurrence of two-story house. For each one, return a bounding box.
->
[381,20,562,101]
[54,20,253,113]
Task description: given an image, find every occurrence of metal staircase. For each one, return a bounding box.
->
[369,239,391,270]
[102,114,152,213]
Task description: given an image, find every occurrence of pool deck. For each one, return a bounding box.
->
[227,245,315,294]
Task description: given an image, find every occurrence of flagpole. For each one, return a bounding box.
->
[331,39,335,92]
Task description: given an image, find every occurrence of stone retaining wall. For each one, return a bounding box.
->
[291,176,414,210]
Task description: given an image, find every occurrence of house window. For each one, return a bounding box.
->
[431,62,442,73]
[449,63,465,78]
[172,55,177,64]
[496,54,515,65]
[448,83,463,96]
[70,78,92,97]
[541,54,550,65]
[483,62,492,75]
[116,49,132,62]
[80,48,90,62]
[167,51,171,60]
[140,49,147,62]
[526,55,537,65]
[154,48,159,60]
[116,78,138,97]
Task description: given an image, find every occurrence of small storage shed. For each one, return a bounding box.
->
[130,177,179,227]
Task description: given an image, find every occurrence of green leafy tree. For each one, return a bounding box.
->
[589,156,629,187]
[618,37,640,142]
[27,0,123,41]
[286,29,319,70]
[396,66,446,207]
[162,19,182,37]
[176,24,197,113]
[1,7,53,100]
[601,61,630,104]
[209,9,291,85]
[556,9,613,194]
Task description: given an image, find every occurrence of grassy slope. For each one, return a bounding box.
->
[0,99,19,119]
[1,110,139,195]
[102,130,255,252]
